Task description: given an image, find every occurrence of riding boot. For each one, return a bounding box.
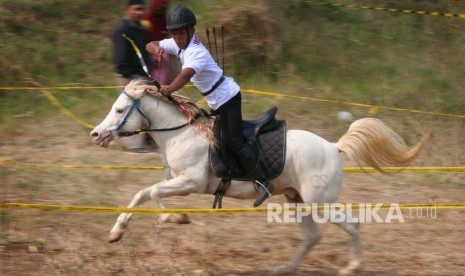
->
[237,145,274,207]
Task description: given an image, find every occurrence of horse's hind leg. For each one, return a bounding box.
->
[271,215,321,275]
[332,217,362,275]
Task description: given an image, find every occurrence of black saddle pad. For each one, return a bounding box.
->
[209,120,287,181]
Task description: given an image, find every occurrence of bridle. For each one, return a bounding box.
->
[114,90,190,137]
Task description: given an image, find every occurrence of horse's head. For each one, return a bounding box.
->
[90,79,158,147]
[91,79,213,148]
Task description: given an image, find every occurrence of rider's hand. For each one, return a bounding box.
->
[146,42,164,56]
[159,85,171,95]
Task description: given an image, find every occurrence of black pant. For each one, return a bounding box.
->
[215,92,264,181]
[215,92,245,153]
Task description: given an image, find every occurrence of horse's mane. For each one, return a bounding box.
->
[126,79,214,142]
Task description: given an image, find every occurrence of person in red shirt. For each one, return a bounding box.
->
[144,0,171,85]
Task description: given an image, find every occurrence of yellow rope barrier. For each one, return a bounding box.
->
[2,85,465,119]
[305,0,465,19]
[41,89,95,130]
[1,202,464,214]
[241,88,465,119]
[343,166,465,173]
[0,159,163,171]
[1,159,465,173]
[0,86,121,90]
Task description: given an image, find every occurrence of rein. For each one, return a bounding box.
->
[117,123,190,137]
[115,91,190,137]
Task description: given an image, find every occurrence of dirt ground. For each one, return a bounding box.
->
[1,101,464,276]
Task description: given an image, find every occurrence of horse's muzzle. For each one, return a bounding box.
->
[90,130,114,147]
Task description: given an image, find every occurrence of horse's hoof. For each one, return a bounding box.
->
[161,214,191,224]
[108,231,124,243]
[270,264,297,275]
[338,263,362,275]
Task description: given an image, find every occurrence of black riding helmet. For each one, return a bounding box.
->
[166,6,197,30]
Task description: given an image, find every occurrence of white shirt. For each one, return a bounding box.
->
[159,35,240,110]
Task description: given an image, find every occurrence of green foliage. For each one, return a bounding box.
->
[1,0,464,114]
[0,0,119,86]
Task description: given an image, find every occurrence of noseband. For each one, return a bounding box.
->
[115,91,190,137]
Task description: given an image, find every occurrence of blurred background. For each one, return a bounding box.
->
[1,0,464,141]
[1,0,464,275]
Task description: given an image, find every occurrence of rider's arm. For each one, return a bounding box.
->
[160,67,196,95]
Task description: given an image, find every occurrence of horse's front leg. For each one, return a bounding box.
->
[108,175,201,243]
[108,179,167,242]
[149,175,195,224]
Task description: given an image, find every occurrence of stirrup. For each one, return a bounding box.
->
[253,180,273,207]
[254,180,273,197]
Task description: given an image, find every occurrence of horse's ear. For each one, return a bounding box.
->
[124,80,135,91]
[145,85,158,95]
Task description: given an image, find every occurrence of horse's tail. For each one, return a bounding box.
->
[335,118,430,174]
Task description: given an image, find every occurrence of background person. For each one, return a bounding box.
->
[112,0,151,86]
[112,0,157,152]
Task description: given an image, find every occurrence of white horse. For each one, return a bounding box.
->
[90,80,429,275]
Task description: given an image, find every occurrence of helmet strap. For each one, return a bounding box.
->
[176,26,193,56]
[185,26,191,50]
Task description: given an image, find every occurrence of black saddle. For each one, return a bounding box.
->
[209,107,287,181]
[242,106,280,138]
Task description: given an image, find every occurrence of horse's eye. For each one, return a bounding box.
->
[116,108,124,114]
